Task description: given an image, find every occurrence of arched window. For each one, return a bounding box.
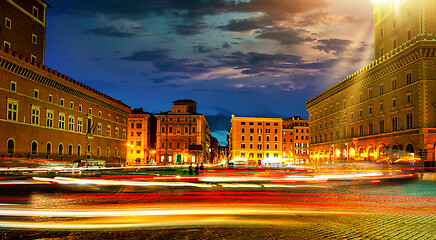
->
[68,144,73,156]
[106,148,110,157]
[406,144,415,154]
[77,145,81,156]
[31,141,38,155]
[58,144,63,156]
[97,147,100,157]
[7,139,15,154]
[46,142,52,155]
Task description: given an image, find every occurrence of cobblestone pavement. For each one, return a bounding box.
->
[1,214,436,240]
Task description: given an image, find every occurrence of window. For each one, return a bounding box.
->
[4,41,11,52]
[123,129,126,139]
[406,114,413,129]
[46,110,54,127]
[7,99,18,121]
[5,18,11,29]
[116,117,119,123]
[380,120,385,133]
[107,125,111,137]
[379,85,384,95]
[359,109,363,117]
[97,147,100,157]
[392,98,397,107]
[393,39,397,49]
[31,55,37,63]
[46,142,52,155]
[98,111,102,117]
[241,122,245,125]
[169,127,173,133]
[48,94,53,103]
[106,148,110,157]
[97,123,102,135]
[242,128,245,133]
[7,139,15,154]
[136,123,142,128]
[249,122,254,126]
[369,106,372,114]
[274,123,279,126]
[108,114,111,120]
[68,145,73,156]
[249,136,253,141]
[392,117,398,131]
[33,89,39,99]
[77,145,81,156]
[266,144,270,150]
[31,106,40,125]
[60,98,64,107]
[58,113,65,129]
[368,89,373,99]
[241,144,245,149]
[131,123,135,128]
[406,73,412,85]
[89,108,92,115]
[407,94,411,103]
[68,116,74,131]
[115,128,119,138]
[58,144,63,156]
[380,102,384,111]
[369,123,373,135]
[392,79,397,90]
[77,118,83,133]
[359,125,363,136]
[33,6,39,18]
[10,81,16,92]
[32,34,37,44]
[70,102,74,109]
[31,141,38,155]
[258,144,262,150]
[407,30,412,40]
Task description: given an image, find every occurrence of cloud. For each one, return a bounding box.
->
[83,25,145,38]
[218,15,274,32]
[295,12,338,26]
[222,42,232,49]
[312,38,352,55]
[193,45,216,54]
[120,49,170,62]
[172,22,208,36]
[255,27,315,45]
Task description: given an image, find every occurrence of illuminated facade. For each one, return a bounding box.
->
[307,0,436,166]
[155,100,211,165]
[229,116,283,165]
[127,111,156,165]
[0,0,130,166]
[282,117,310,164]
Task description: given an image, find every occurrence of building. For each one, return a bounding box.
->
[155,100,211,165]
[307,0,436,167]
[209,135,220,165]
[0,0,50,64]
[282,117,310,164]
[0,0,130,166]
[127,108,156,165]
[229,116,283,165]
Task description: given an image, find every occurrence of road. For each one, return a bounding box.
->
[0,168,435,239]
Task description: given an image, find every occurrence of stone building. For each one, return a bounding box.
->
[307,0,436,167]
[155,100,211,165]
[282,117,310,164]
[127,109,156,165]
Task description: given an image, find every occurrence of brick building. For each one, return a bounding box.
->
[0,0,130,166]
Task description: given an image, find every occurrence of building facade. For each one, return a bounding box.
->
[127,111,156,165]
[229,116,283,165]
[0,0,50,63]
[307,0,436,167]
[155,100,211,165]
[0,0,130,166]
[282,117,310,164]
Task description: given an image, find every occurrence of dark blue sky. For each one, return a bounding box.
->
[44,0,375,145]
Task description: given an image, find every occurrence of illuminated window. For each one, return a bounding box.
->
[31,55,36,63]
[68,116,74,131]
[46,110,54,127]
[97,123,102,135]
[48,94,53,103]
[107,125,111,137]
[31,106,40,125]
[77,118,83,132]
[70,101,74,109]
[7,99,18,121]
[58,113,65,129]
[4,41,11,52]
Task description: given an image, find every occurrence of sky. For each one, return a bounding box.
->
[44,0,376,145]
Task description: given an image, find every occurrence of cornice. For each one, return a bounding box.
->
[307,34,436,110]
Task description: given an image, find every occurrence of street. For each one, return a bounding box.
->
[0,169,435,239]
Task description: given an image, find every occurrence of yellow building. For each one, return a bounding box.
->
[307,0,436,167]
[127,112,156,165]
[229,116,283,165]
[155,100,211,165]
